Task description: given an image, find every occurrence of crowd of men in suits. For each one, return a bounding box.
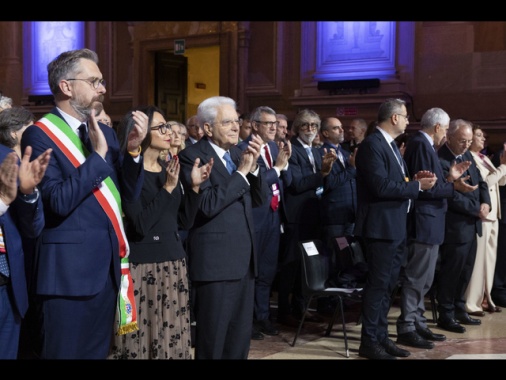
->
[2,48,506,360]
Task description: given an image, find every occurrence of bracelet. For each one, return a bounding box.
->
[128,146,142,157]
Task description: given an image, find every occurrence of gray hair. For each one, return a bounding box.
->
[420,108,450,130]
[377,98,406,123]
[47,48,99,96]
[197,96,237,126]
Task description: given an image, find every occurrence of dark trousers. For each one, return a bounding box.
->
[253,210,280,321]
[492,223,506,304]
[39,270,117,359]
[0,283,21,359]
[193,267,255,359]
[360,237,407,345]
[437,239,477,319]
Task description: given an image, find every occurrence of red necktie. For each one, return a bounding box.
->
[264,145,279,211]
[264,145,272,168]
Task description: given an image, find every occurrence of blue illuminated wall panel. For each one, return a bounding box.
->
[314,21,396,81]
[24,21,85,95]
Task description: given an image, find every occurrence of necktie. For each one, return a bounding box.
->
[0,226,9,277]
[79,123,91,151]
[223,151,236,174]
[337,148,345,167]
[455,155,463,163]
[305,147,316,173]
[263,146,280,211]
[390,141,403,166]
[264,145,272,168]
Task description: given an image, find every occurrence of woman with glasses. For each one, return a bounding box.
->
[109,105,213,359]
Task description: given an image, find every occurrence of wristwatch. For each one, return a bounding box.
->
[19,187,39,204]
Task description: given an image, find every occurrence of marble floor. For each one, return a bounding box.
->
[248,293,506,360]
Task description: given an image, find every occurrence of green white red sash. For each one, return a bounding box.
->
[35,113,138,335]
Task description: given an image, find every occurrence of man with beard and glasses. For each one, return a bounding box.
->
[20,48,148,359]
[276,109,337,327]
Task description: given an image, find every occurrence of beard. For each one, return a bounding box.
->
[69,95,105,121]
[300,132,317,145]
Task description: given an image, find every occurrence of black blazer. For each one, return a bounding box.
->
[403,131,454,245]
[354,128,420,240]
[177,136,264,281]
[438,144,491,242]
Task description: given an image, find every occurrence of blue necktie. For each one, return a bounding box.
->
[223,151,236,174]
[305,147,316,173]
[390,141,403,165]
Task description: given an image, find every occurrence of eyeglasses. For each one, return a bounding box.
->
[396,113,410,121]
[457,139,473,145]
[212,119,242,128]
[300,122,319,131]
[151,123,173,135]
[66,77,106,89]
[255,120,279,128]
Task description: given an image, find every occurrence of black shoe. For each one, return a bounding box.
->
[437,318,466,333]
[416,326,446,341]
[358,343,397,360]
[397,331,434,349]
[455,312,481,325]
[255,319,279,336]
[251,325,264,340]
[381,338,411,357]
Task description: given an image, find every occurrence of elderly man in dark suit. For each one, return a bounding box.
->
[436,119,491,333]
[21,48,147,359]
[355,98,437,360]
[396,108,475,350]
[177,96,264,359]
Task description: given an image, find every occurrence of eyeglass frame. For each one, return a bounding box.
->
[66,77,107,89]
[396,113,410,121]
[211,119,242,128]
[300,122,319,131]
[151,122,174,135]
[254,120,279,128]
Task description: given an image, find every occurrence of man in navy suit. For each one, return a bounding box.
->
[20,48,147,359]
[237,106,292,340]
[436,119,491,333]
[276,109,337,327]
[178,96,264,359]
[396,108,476,350]
[355,98,437,360]
[0,145,51,359]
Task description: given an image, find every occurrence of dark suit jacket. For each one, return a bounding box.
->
[438,144,490,242]
[403,131,454,245]
[177,136,264,281]
[236,136,292,228]
[0,145,45,317]
[354,128,421,240]
[317,141,357,226]
[20,108,144,297]
[283,136,325,225]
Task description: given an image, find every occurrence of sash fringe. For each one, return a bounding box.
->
[117,322,139,336]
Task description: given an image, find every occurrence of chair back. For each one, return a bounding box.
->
[299,240,329,294]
